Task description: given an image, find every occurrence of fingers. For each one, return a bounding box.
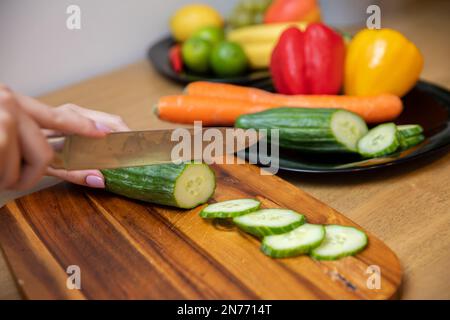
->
[0,87,21,190]
[15,95,107,138]
[12,112,54,190]
[42,105,129,188]
[0,106,20,190]
[55,104,130,132]
[46,168,105,188]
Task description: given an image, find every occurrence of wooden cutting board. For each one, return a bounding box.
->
[0,163,402,299]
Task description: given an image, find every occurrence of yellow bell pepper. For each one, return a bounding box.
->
[344,28,424,97]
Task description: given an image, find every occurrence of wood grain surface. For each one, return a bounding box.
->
[0,163,402,299]
[1,0,449,300]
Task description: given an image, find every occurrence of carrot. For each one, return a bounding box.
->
[185,81,403,123]
[156,95,273,126]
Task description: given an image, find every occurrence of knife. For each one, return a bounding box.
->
[48,128,261,170]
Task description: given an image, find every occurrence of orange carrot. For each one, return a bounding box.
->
[185,81,403,123]
[156,95,273,126]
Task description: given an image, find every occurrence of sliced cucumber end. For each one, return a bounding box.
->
[174,164,216,209]
[200,198,261,218]
[310,225,368,261]
[399,134,425,150]
[397,124,424,137]
[357,123,399,157]
[331,110,368,152]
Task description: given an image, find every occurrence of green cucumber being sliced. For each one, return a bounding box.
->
[397,124,423,138]
[101,163,216,209]
[310,225,368,261]
[399,134,425,150]
[233,209,305,238]
[261,224,325,258]
[357,123,400,157]
[235,108,368,153]
[200,199,261,218]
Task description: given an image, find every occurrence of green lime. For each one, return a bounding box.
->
[182,38,212,74]
[210,41,248,77]
[192,26,225,46]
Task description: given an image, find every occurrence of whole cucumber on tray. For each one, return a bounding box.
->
[235,108,368,153]
[101,163,216,209]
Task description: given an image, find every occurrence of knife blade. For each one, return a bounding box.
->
[49,128,261,170]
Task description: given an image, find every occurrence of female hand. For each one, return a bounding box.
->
[0,84,129,191]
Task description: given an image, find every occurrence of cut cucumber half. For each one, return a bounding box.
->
[357,123,400,157]
[102,163,216,209]
[399,134,425,150]
[397,124,423,138]
[261,224,325,258]
[310,225,368,260]
[236,108,368,153]
[200,199,261,218]
[233,209,305,238]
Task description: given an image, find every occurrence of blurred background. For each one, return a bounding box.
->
[0,0,448,96]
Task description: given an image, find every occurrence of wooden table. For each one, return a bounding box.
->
[1,0,449,299]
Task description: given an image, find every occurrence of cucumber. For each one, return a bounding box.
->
[310,225,368,261]
[399,134,425,150]
[261,224,325,258]
[233,209,305,238]
[235,108,368,153]
[101,163,216,209]
[357,123,400,157]
[200,199,261,218]
[397,124,423,138]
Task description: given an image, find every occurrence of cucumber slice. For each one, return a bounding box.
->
[331,110,369,152]
[261,224,325,258]
[310,225,368,261]
[397,124,423,138]
[357,123,400,157]
[399,134,425,150]
[200,199,261,218]
[233,209,305,238]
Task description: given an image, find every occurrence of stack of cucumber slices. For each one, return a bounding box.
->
[358,123,425,158]
[200,199,368,260]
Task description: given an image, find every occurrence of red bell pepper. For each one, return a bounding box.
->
[169,44,183,73]
[270,23,345,95]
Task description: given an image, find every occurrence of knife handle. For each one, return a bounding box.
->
[48,136,66,169]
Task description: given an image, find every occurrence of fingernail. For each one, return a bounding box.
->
[95,122,112,133]
[86,175,105,188]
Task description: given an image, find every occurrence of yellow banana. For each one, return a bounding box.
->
[228,22,308,69]
[227,22,307,45]
[242,42,276,69]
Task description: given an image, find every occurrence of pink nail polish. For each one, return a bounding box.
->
[86,175,105,188]
[95,122,112,133]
